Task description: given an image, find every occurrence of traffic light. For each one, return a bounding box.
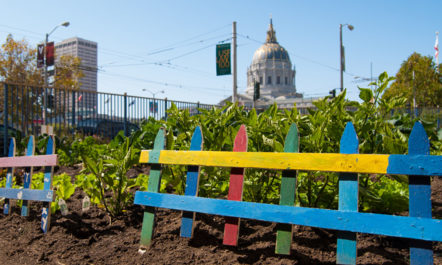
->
[254,81,260,101]
[329,89,336,98]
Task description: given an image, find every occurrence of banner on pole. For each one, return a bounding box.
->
[46,42,55,66]
[37,44,44,68]
[149,102,158,113]
[216,43,231,76]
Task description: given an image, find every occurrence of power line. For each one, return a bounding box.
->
[237,33,362,78]
[99,70,229,94]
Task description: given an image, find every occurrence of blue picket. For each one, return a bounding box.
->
[337,122,359,264]
[408,122,433,265]
[41,136,55,233]
[21,136,35,217]
[3,138,15,215]
[134,191,442,242]
[180,126,203,238]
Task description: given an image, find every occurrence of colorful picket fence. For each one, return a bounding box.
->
[0,136,57,233]
[134,122,442,264]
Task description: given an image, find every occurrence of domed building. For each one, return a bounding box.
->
[220,19,319,112]
[245,19,301,100]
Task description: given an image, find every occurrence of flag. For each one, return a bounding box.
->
[37,44,44,68]
[77,95,82,102]
[216,43,231,76]
[149,102,158,113]
[129,100,135,107]
[46,42,55,66]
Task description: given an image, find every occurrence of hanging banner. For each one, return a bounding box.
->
[216,43,231,76]
[37,44,44,68]
[46,42,55,66]
[149,102,158,113]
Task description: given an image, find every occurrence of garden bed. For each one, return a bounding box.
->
[0,168,441,265]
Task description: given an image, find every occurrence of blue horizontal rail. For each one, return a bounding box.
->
[0,188,54,202]
[134,191,442,242]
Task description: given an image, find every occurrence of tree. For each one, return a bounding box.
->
[0,35,83,127]
[383,52,442,108]
[55,55,84,90]
[0,34,42,84]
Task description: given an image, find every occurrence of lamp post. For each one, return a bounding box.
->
[142,88,164,99]
[43,21,70,125]
[339,23,354,92]
[143,89,164,118]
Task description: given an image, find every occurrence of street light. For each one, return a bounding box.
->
[142,88,164,99]
[43,21,70,125]
[339,23,354,92]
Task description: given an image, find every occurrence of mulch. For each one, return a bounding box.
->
[0,168,441,265]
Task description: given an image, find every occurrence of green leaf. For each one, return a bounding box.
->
[359,88,373,103]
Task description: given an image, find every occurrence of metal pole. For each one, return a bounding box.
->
[124,92,127,137]
[3,84,8,156]
[164,97,168,120]
[44,33,48,125]
[339,24,343,92]
[72,90,76,127]
[232,21,237,103]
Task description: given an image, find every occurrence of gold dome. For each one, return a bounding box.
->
[252,19,291,63]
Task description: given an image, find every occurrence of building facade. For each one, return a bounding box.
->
[55,37,98,111]
[245,19,301,100]
[221,19,320,110]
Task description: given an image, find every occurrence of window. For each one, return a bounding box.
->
[277,76,281,84]
[285,77,288,85]
[267,76,272,85]
[259,76,263,84]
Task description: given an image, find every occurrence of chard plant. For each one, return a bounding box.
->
[79,134,139,217]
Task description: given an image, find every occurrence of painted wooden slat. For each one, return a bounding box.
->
[180,126,203,238]
[275,123,299,255]
[0,188,54,202]
[337,122,359,265]
[139,150,442,176]
[41,136,55,233]
[408,122,433,265]
[3,138,15,215]
[0,154,58,167]
[223,125,248,246]
[139,129,165,248]
[21,136,35,217]
[134,192,442,242]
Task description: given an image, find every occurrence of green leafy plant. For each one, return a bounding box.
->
[80,135,139,217]
[31,172,76,213]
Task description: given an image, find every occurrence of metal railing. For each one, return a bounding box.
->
[1,82,218,155]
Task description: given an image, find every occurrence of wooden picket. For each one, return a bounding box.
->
[0,136,57,233]
[139,129,165,248]
[408,122,433,264]
[134,122,441,264]
[180,126,203,238]
[275,123,298,254]
[223,124,247,246]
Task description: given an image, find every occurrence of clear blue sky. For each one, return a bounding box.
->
[0,0,440,104]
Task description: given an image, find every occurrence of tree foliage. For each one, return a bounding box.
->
[0,34,42,84]
[0,34,83,87]
[383,52,442,107]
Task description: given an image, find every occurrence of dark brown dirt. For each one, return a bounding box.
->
[0,176,441,265]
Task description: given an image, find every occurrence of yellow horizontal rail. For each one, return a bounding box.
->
[140,150,390,174]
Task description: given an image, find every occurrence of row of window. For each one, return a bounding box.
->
[55,41,97,49]
[258,76,289,85]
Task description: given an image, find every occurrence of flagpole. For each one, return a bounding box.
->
[232,21,237,103]
[435,31,439,73]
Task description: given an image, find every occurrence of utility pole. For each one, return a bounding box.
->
[232,21,237,103]
[339,24,343,92]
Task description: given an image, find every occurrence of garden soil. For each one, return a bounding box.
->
[0,167,441,265]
